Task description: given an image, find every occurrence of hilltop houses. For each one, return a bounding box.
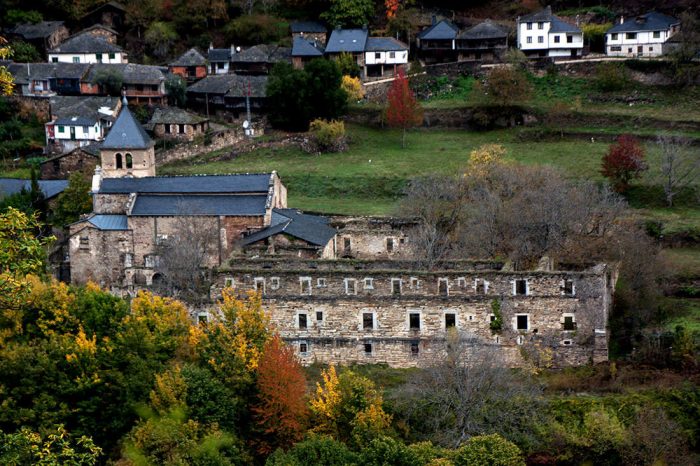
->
[48,30,127,64]
[416,17,508,63]
[605,12,680,57]
[516,6,583,58]
[45,95,121,154]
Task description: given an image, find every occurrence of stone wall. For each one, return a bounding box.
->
[329,216,417,259]
[40,149,98,180]
[69,224,133,286]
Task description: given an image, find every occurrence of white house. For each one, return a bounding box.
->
[517,6,583,58]
[45,96,120,154]
[605,12,680,57]
[48,31,126,64]
[364,37,408,78]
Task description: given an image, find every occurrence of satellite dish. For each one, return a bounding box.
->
[242,120,250,129]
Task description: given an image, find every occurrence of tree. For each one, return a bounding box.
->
[92,69,123,96]
[5,9,43,26]
[473,66,532,107]
[669,12,700,64]
[341,75,364,102]
[465,143,508,178]
[656,134,699,206]
[52,172,92,227]
[304,58,348,121]
[454,434,525,466]
[0,36,13,96]
[8,41,39,62]
[386,69,423,148]
[266,434,358,466]
[252,335,309,455]
[144,21,178,60]
[336,52,361,78]
[601,134,648,193]
[321,0,375,28]
[0,425,102,465]
[165,74,187,107]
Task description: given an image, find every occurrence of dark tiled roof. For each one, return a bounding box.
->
[170,47,207,67]
[607,12,679,34]
[417,20,458,40]
[79,24,119,36]
[290,21,327,33]
[42,142,102,164]
[186,74,238,94]
[130,194,268,216]
[233,44,291,63]
[365,37,408,51]
[208,48,232,62]
[87,214,129,230]
[99,173,274,194]
[11,21,65,40]
[0,178,68,199]
[50,31,123,54]
[101,104,153,149]
[549,17,581,34]
[85,63,165,85]
[242,208,336,246]
[225,75,267,98]
[53,62,91,79]
[458,21,508,39]
[148,107,208,125]
[7,63,57,84]
[50,95,119,122]
[292,37,324,57]
[55,116,96,126]
[325,29,368,53]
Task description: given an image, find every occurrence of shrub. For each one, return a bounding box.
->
[336,52,361,78]
[454,434,525,466]
[582,23,612,53]
[341,75,364,102]
[474,67,532,106]
[595,63,629,92]
[600,134,648,193]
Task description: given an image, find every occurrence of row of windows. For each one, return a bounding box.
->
[57,125,94,136]
[525,22,545,30]
[225,276,575,297]
[609,46,655,53]
[608,31,661,41]
[51,52,117,63]
[342,236,406,254]
[294,310,578,332]
[525,34,574,44]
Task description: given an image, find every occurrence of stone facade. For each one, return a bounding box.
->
[152,121,209,142]
[100,146,155,178]
[329,216,416,259]
[210,259,616,368]
[40,146,98,180]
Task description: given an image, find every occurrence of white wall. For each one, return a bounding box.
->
[210,62,230,75]
[605,28,671,57]
[518,20,583,54]
[54,123,101,141]
[365,50,408,65]
[48,52,126,64]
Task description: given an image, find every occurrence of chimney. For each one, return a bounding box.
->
[546,5,552,15]
[209,42,213,50]
[431,15,436,25]
[620,15,624,24]
[575,14,580,27]
[230,44,236,56]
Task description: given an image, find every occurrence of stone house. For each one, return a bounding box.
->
[79,1,126,32]
[231,44,291,75]
[291,37,324,70]
[516,6,584,58]
[416,18,459,63]
[169,48,208,82]
[40,143,101,180]
[49,63,91,95]
[45,95,121,154]
[605,12,680,57]
[48,31,127,64]
[7,63,58,96]
[207,46,235,75]
[147,107,209,141]
[290,21,327,45]
[456,21,508,62]
[186,74,268,117]
[8,21,69,56]
[76,24,119,45]
[82,64,166,105]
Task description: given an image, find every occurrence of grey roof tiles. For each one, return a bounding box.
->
[130,194,268,216]
[325,29,368,53]
[98,173,273,194]
[101,104,153,149]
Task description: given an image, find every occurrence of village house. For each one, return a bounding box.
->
[48,30,127,64]
[291,37,324,69]
[76,24,119,45]
[8,21,69,56]
[364,37,408,78]
[605,12,680,57]
[325,28,369,71]
[456,20,508,62]
[147,107,209,141]
[82,63,166,105]
[186,74,268,117]
[231,44,291,75]
[207,45,235,75]
[416,18,459,63]
[290,21,327,44]
[516,6,583,58]
[7,63,58,96]
[169,48,208,82]
[45,95,121,154]
[40,143,101,180]
[49,63,91,95]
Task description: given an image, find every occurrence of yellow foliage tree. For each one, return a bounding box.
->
[351,399,393,446]
[150,365,187,414]
[465,143,508,178]
[341,75,364,102]
[309,365,341,435]
[219,289,271,372]
[126,291,192,358]
[0,36,13,95]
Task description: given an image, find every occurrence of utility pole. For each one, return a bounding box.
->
[245,77,252,138]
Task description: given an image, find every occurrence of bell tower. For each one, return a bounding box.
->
[100,97,156,178]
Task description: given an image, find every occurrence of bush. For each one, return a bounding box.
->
[454,434,525,466]
[595,63,629,92]
[308,119,346,153]
[473,67,532,106]
[336,52,362,78]
[341,75,364,102]
[225,15,289,45]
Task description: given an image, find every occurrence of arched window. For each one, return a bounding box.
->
[115,153,123,169]
[125,153,133,169]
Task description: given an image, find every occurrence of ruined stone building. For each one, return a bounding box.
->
[68,101,616,368]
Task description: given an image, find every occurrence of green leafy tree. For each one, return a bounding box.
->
[473,66,532,107]
[224,15,289,45]
[5,10,43,26]
[304,58,348,121]
[52,172,92,227]
[8,41,40,62]
[358,436,422,466]
[454,434,525,466]
[266,434,358,466]
[336,52,361,78]
[165,74,187,107]
[321,0,375,28]
[0,425,101,465]
[144,21,178,60]
[92,69,123,96]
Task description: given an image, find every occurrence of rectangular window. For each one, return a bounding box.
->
[217,62,224,69]
[653,31,660,38]
[611,46,621,51]
[109,53,115,59]
[164,124,171,134]
[391,278,402,296]
[438,278,449,296]
[538,36,544,43]
[389,52,395,58]
[375,52,381,59]
[611,33,618,40]
[79,236,89,250]
[410,277,419,289]
[178,124,185,134]
[299,342,308,354]
[363,278,374,290]
[538,22,544,30]
[224,277,234,288]
[364,342,373,354]
[526,37,532,44]
[526,23,532,30]
[554,35,560,43]
[445,313,456,328]
[298,313,308,329]
[410,341,419,356]
[386,237,394,253]
[457,277,466,288]
[317,278,327,288]
[51,57,58,63]
[343,237,351,253]
[515,279,528,296]
[254,277,265,294]
[124,253,133,268]
[566,35,573,43]
[316,311,323,321]
[345,278,356,295]
[562,279,574,296]
[516,314,529,331]
[96,53,102,62]
[409,312,420,330]
[72,57,80,63]
[626,32,636,40]
[649,46,653,52]
[563,315,576,331]
[198,313,208,324]
[300,277,311,295]
[82,125,90,135]
[363,312,374,329]
[270,277,280,290]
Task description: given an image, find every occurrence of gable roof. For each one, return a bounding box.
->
[101,103,153,149]
[417,19,458,40]
[325,29,368,53]
[549,17,581,33]
[148,107,208,125]
[365,37,408,52]
[187,74,238,94]
[55,116,97,126]
[79,24,119,36]
[53,62,91,79]
[290,21,327,33]
[458,21,508,40]
[10,21,65,40]
[225,75,268,99]
[85,63,165,85]
[292,37,324,57]
[519,6,581,33]
[49,31,123,54]
[130,194,268,216]
[98,173,274,194]
[607,12,680,34]
[7,63,58,84]
[208,48,233,62]
[186,74,268,98]
[50,95,120,122]
[170,47,207,67]
[41,142,102,164]
[241,208,336,247]
[0,178,69,199]
[233,44,291,63]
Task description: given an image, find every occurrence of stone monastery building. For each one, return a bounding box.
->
[69,101,617,368]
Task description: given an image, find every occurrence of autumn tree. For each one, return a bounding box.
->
[0,425,102,465]
[465,143,508,178]
[386,69,423,148]
[252,335,309,455]
[601,134,648,193]
[0,37,13,96]
[473,66,532,107]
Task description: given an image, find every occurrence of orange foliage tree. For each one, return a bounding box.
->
[252,335,308,455]
[385,69,423,148]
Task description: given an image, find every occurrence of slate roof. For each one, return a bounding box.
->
[290,21,327,33]
[10,21,65,40]
[130,194,268,216]
[549,17,581,34]
[187,74,238,94]
[208,48,232,62]
[292,37,324,57]
[0,179,69,199]
[87,214,129,230]
[187,74,267,98]
[458,21,508,40]
[170,47,207,67]
[53,62,91,79]
[325,29,369,53]
[607,12,680,34]
[520,6,555,23]
[49,31,123,54]
[41,142,102,164]
[241,208,336,247]
[7,63,57,84]
[148,107,208,125]
[365,37,408,51]
[50,95,120,122]
[417,19,458,40]
[233,44,291,63]
[55,116,96,126]
[519,6,581,33]
[225,75,268,99]
[101,103,153,149]
[85,63,165,85]
[98,173,274,194]
[79,24,119,36]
